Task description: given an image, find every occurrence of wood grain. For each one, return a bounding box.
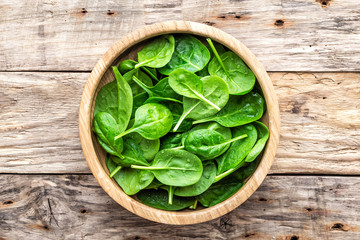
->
[0,0,359,71]
[1,174,359,239]
[1,72,358,174]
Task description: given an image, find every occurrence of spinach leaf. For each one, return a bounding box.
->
[231,160,258,182]
[169,69,221,111]
[125,133,160,161]
[110,138,149,167]
[244,121,269,163]
[196,42,226,77]
[135,35,175,69]
[173,75,229,132]
[190,122,231,140]
[94,67,133,132]
[159,35,210,75]
[207,38,255,95]
[174,161,216,197]
[106,156,154,195]
[123,69,153,96]
[115,103,173,140]
[184,129,247,160]
[119,59,158,81]
[216,124,258,174]
[137,189,194,211]
[93,112,124,158]
[131,149,203,187]
[193,92,264,127]
[132,76,182,104]
[197,176,244,207]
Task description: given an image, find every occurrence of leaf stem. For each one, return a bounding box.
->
[206,38,231,79]
[193,91,221,111]
[134,59,152,69]
[189,199,198,209]
[214,161,245,183]
[168,186,174,205]
[224,134,248,145]
[114,128,133,140]
[141,67,159,82]
[109,166,122,178]
[172,146,184,150]
[173,104,198,132]
[132,75,153,96]
[131,165,188,171]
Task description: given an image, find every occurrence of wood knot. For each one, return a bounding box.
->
[290,236,299,240]
[107,10,115,16]
[306,207,312,212]
[81,8,88,14]
[331,223,349,231]
[317,0,331,7]
[203,21,216,26]
[274,19,284,27]
[259,198,267,202]
[80,209,88,214]
[3,200,14,205]
[219,217,233,231]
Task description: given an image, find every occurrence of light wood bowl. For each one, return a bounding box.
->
[79,21,280,225]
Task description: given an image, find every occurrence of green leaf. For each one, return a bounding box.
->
[244,121,269,163]
[184,129,247,160]
[159,35,211,75]
[125,132,160,161]
[136,35,175,68]
[216,124,258,174]
[132,149,203,187]
[174,161,216,197]
[207,40,255,95]
[172,75,229,132]
[137,189,195,211]
[193,92,264,127]
[115,103,173,140]
[93,112,124,158]
[110,138,149,167]
[123,69,153,96]
[106,155,154,195]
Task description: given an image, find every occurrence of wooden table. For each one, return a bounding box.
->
[1,1,359,239]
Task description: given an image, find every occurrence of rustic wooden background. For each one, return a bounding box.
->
[1,0,359,239]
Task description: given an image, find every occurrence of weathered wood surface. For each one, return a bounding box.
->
[1,72,359,174]
[1,175,359,239]
[0,0,359,72]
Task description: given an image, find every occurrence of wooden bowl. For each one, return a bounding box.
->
[79,21,280,225]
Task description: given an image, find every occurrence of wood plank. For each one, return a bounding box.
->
[0,175,359,239]
[0,0,359,71]
[0,72,359,174]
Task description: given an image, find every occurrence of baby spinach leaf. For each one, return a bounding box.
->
[231,160,258,182]
[136,35,175,69]
[132,76,182,104]
[174,161,216,197]
[173,75,229,132]
[196,42,225,77]
[216,124,258,174]
[159,35,211,75]
[94,67,133,132]
[131,149,203,187]
[161,101,193,132]
[169,69,221,111]
[119,59,137,74]
[137,189,195,211]
[93,112,124,158]
[125,133,160,161]
[184,129,248,160]
[106,156,154,195]
[197,175,244,207]
[115,103,173,140]
[207,38,255,95]
[244,121,269,163]
[193,92,264,127]
[123,69,153,96]
[110,138,149,167]
[190,122,231,141]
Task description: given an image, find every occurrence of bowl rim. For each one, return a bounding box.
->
[79,20,280,225]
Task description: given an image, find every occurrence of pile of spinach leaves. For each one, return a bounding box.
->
[93,34,269,210]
